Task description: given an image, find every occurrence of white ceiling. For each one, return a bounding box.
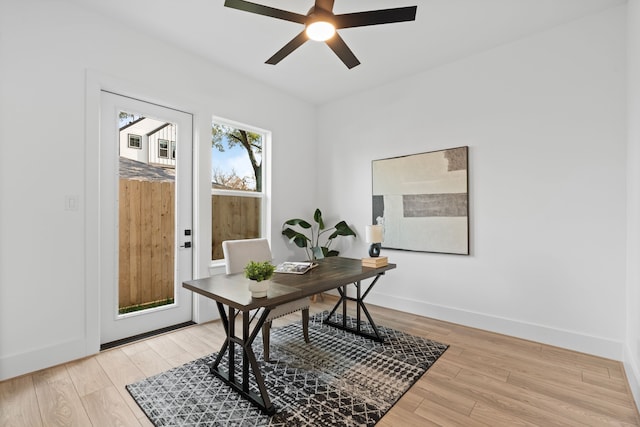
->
[71,0,625,105]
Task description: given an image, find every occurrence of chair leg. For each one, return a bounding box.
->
[262,321,271,362]
[302,308,310,343]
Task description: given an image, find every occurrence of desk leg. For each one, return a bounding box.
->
[356,281,362,333]
[324,274,385,342]
[209,302,275,415]
[228,306,235,383]
[356,276,384,341]
[342,284,348,329]
[211,302,229,371]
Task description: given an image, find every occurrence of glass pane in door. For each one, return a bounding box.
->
[118,112,176,315]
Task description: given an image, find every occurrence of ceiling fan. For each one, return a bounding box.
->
[223,0,417,69]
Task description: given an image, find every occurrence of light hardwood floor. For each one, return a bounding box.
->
[1,295,639,426]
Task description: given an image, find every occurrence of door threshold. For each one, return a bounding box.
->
[100,321,196,351]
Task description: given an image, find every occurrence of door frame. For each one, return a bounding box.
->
[99,91,194,344]
[84,70,214,355]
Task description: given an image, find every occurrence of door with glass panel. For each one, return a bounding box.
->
[99,91,193,345]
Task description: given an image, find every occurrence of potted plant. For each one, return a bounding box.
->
[282,208,356,260]
[244,260,275,298]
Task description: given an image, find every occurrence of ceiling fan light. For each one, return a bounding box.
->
[306,21,335,41]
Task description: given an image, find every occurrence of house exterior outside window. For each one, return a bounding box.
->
[119,117,176,167]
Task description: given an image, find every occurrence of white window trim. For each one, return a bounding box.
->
[210,116,271,265]
[210,188,264,198]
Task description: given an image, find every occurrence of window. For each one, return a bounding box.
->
[211,119,268,261]
[158,139,169,158]
[128,134,142,149]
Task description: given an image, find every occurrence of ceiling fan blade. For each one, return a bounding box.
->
[314,0,335,13]
[224,0,307,24]
[334,6,417,29]
[265,31,309,65]
[325,33,360,69]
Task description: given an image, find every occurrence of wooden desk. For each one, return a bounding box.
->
[183,256,396,415]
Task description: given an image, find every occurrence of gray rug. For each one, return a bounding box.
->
[126,312,448,426]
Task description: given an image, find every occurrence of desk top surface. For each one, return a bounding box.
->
[183,257,396,311]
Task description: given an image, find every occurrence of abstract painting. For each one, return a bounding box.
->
[372,146,469,255]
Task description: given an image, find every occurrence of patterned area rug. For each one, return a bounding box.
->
[127,312,448,426]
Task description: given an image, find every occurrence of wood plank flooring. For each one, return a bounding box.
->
[1,296,639,426]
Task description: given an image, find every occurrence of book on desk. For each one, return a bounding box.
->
[275,261,318,274]
[361,256,388,268]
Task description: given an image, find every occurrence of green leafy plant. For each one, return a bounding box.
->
[282,208,356,260]
[244,260,275,282]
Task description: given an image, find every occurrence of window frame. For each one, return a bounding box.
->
[128,133,142,149]
[210,116,271,264]
[158,138,169,158]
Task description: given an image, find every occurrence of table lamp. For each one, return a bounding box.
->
[365,225,384,257]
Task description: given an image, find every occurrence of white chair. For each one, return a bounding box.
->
[222,238,310,361]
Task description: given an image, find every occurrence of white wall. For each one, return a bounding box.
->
[0,0,317,380]
[318,6,628,359]
[625,0,640,406]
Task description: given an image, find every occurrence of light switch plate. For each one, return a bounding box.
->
[65,195,79,211]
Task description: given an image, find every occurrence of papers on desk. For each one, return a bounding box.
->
[275,261,318,274]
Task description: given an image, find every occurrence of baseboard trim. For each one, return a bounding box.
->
[1,321,198,381]
[624,345,640,410]
[366,292,624,360]
[0,338,87,381]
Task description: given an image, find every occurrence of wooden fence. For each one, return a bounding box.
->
[118,179,261,309]
[211,194,261,260]
[119,178,175,309]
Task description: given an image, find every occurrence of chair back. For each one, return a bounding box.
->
[222,238,273,275]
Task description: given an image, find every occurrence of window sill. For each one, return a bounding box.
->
[209,261,226,276]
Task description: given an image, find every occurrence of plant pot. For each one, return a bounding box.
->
[311,246,325,260]
[248,279,269,298]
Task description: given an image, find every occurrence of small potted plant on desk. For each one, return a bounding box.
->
[244,260,275,298]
